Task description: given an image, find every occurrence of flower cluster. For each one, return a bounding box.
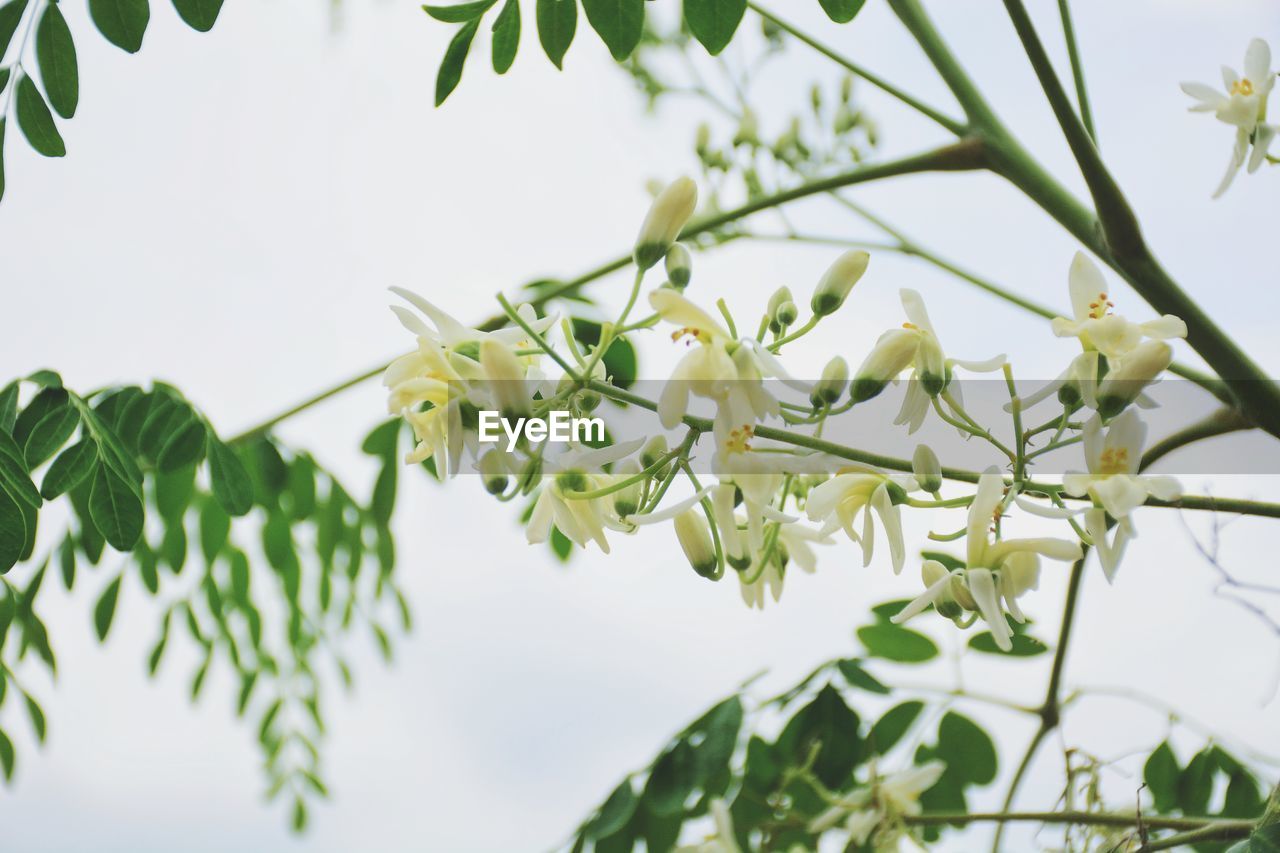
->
[384,175,1186,652]
[1182,38,1277,196]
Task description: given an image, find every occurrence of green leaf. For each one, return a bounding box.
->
[0,0,29,58]
[88,462,144,551]
[535,0,576,69]
[1178,748,1215,817]
[88,0,150,53]
[643,739,696,817]
[423,0,495,22]
[0,381,18,433]
[581,0,643,61]
[0,435,42,508]
[857,623,938,663]
[0,486,26,573]
[688,695,742,790]
[683,0,745,55]
[157,418,206,472]
[969,631,1049,657]
[435,17,481,106]
[1144,742,1181,813]
[23,691,46,743]
[58,534,76,588]
[937,711,997,786]
[491,0,520,74]
[590,778,638,839]
[207,436,253,516]
[198,498,230,563]
[0,727,14,781]
[817,0,866,24]
[93,574,122,641]
[35,3,78,119]
[777,683,862,789]
[836,658,890,694]
[15,74,64,157]
[869,700,924,755]
[23,401,78,468]
[549,525,572,561]
[40,439,98,499]
[171,0,224,31]
[919,550,964,571]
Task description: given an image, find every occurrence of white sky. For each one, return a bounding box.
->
[1,0,1278,850]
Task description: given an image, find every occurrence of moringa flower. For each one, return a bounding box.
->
[1063,411,1181,580]
[1181,38,1277,196]
[1050,254,1186,361]
[674,507,718,578]
[808,761,947,851]
[805,465,916,574]
[1095,339,1174,417]
[635,177,699,270]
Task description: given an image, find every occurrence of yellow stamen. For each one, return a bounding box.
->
[1231,78,1255,97]
[1087,292,1115,320]
[724,425,754,454]
[1098,447,1129,475]
[672,327,712,346]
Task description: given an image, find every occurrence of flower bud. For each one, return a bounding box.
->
[916,333,947,396]
[922,559,963,620]
[611,460,643,519]
[810,356,849,408]
[635,177,699,271]
[733,109,760,147]
[641,435,669,469]
[480,339,531,417]
[811,250,869,317]
[809,84,822,113]
[912,445,942,493]
[1096,340,1172,417]
[950,572,978,611]
[851,328,918,402]
[555,469,589,494]
[840,74,854,102]
[695,123,711,154]
[674,508,718,578]
[712,484,748,569]
[479,450,509,495]
[665,242,693,288]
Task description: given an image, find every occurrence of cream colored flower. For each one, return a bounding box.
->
[805,466,916,574]
[1050,254,1186,361]
[635,177,699,270]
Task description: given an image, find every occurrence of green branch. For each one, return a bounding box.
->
[1056,0,1096,144]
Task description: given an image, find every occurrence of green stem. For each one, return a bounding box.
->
[908,810,1252,834]
[746,1,967,136]
[496,293,581,382]
[1137,822,1256,851]
[1056,0,1096,144]
[1140,406,1253,471]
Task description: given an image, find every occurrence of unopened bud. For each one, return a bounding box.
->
[809,84,822,114]
[612,460,643,519]
[840,74,854,102]
[852,329,918,402]
[811,250,869,317]
[555,469,589,494]
[666,243,693,288]
[912,445,942,493]
[635,177,698,271]
[695,123,712,154]
[810,356,849,408]
[641,435,669,469]
[674,509,718,578]
[733,109,760,147]
[1096,340,1173,417]
[479,451,509,495]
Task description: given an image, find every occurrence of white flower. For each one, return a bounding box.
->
[635,177,699,270]
[650,289,786,444]
[738,522,833,609]
[526,441,646,554]
[1181,38,1277,196]
[1050,254,1187,361]
[809,762,946,852]
[805,466,916,574]
[895,469,1080,650]
[1063,411,1181,581]
[851,289,1004,433]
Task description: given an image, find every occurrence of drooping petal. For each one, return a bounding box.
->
[1180,81,1229,111]
[1213,128,1250,198]
[1014,495,1084,519]
[1138,315,1189,340]
[890,569,954,624]
[649,289,730,341]
[988,537,1082,564]
[966,568,1011,651]
[1249,124,1277,173]
[389,286,475,345]
[1090,475,1151,519]
[1142,475,1182,501]
[873,483,906,574]
[966,469,1005,567]
[627,487,715,525]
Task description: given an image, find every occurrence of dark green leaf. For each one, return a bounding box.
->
[0,381,18,433]
[817,0,866,24]
[491,0,520,73]
[644,740,696,817]
[869,598,912,620]
[88,462,144,551]
[777,683,862,789]
[58,534,76,588]
[207,436,252,516]
[549,525,572,561]
[683,0,745,55]
[581,0,643,61]
[688,695,742,790]
[0,0,30,58]
[869,700,923,755]
[1178,749,1215,816]
[1222,770,1263,819]
[13,386,68,447]
[88,0,149,53]
[836,658,890,694]
[937,711,997,786]
[41,439,97,499]
[536,0,576,69]
[0,727,13,781]
[590,778,638,839]
[25,369,62,389]
[969,631,1049,657]
[199,498,230,563]
[35,3,77,119]
[1144,742,1181,812]
[0,487,25,573]
[93,574,122,641]
[371,458,397,527]
[171,0,224,31]
[157,418,206,472]
[23,401,78,468]
[155,463,195,522]
[23,691,45,743]
[435,17,481,106]
[857,623,938,663]
[15,73,64,156]
[361,419,399,457]
[0,436,41,508]
[423,0,495,22]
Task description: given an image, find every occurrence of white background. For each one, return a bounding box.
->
[1,0,1278,850]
